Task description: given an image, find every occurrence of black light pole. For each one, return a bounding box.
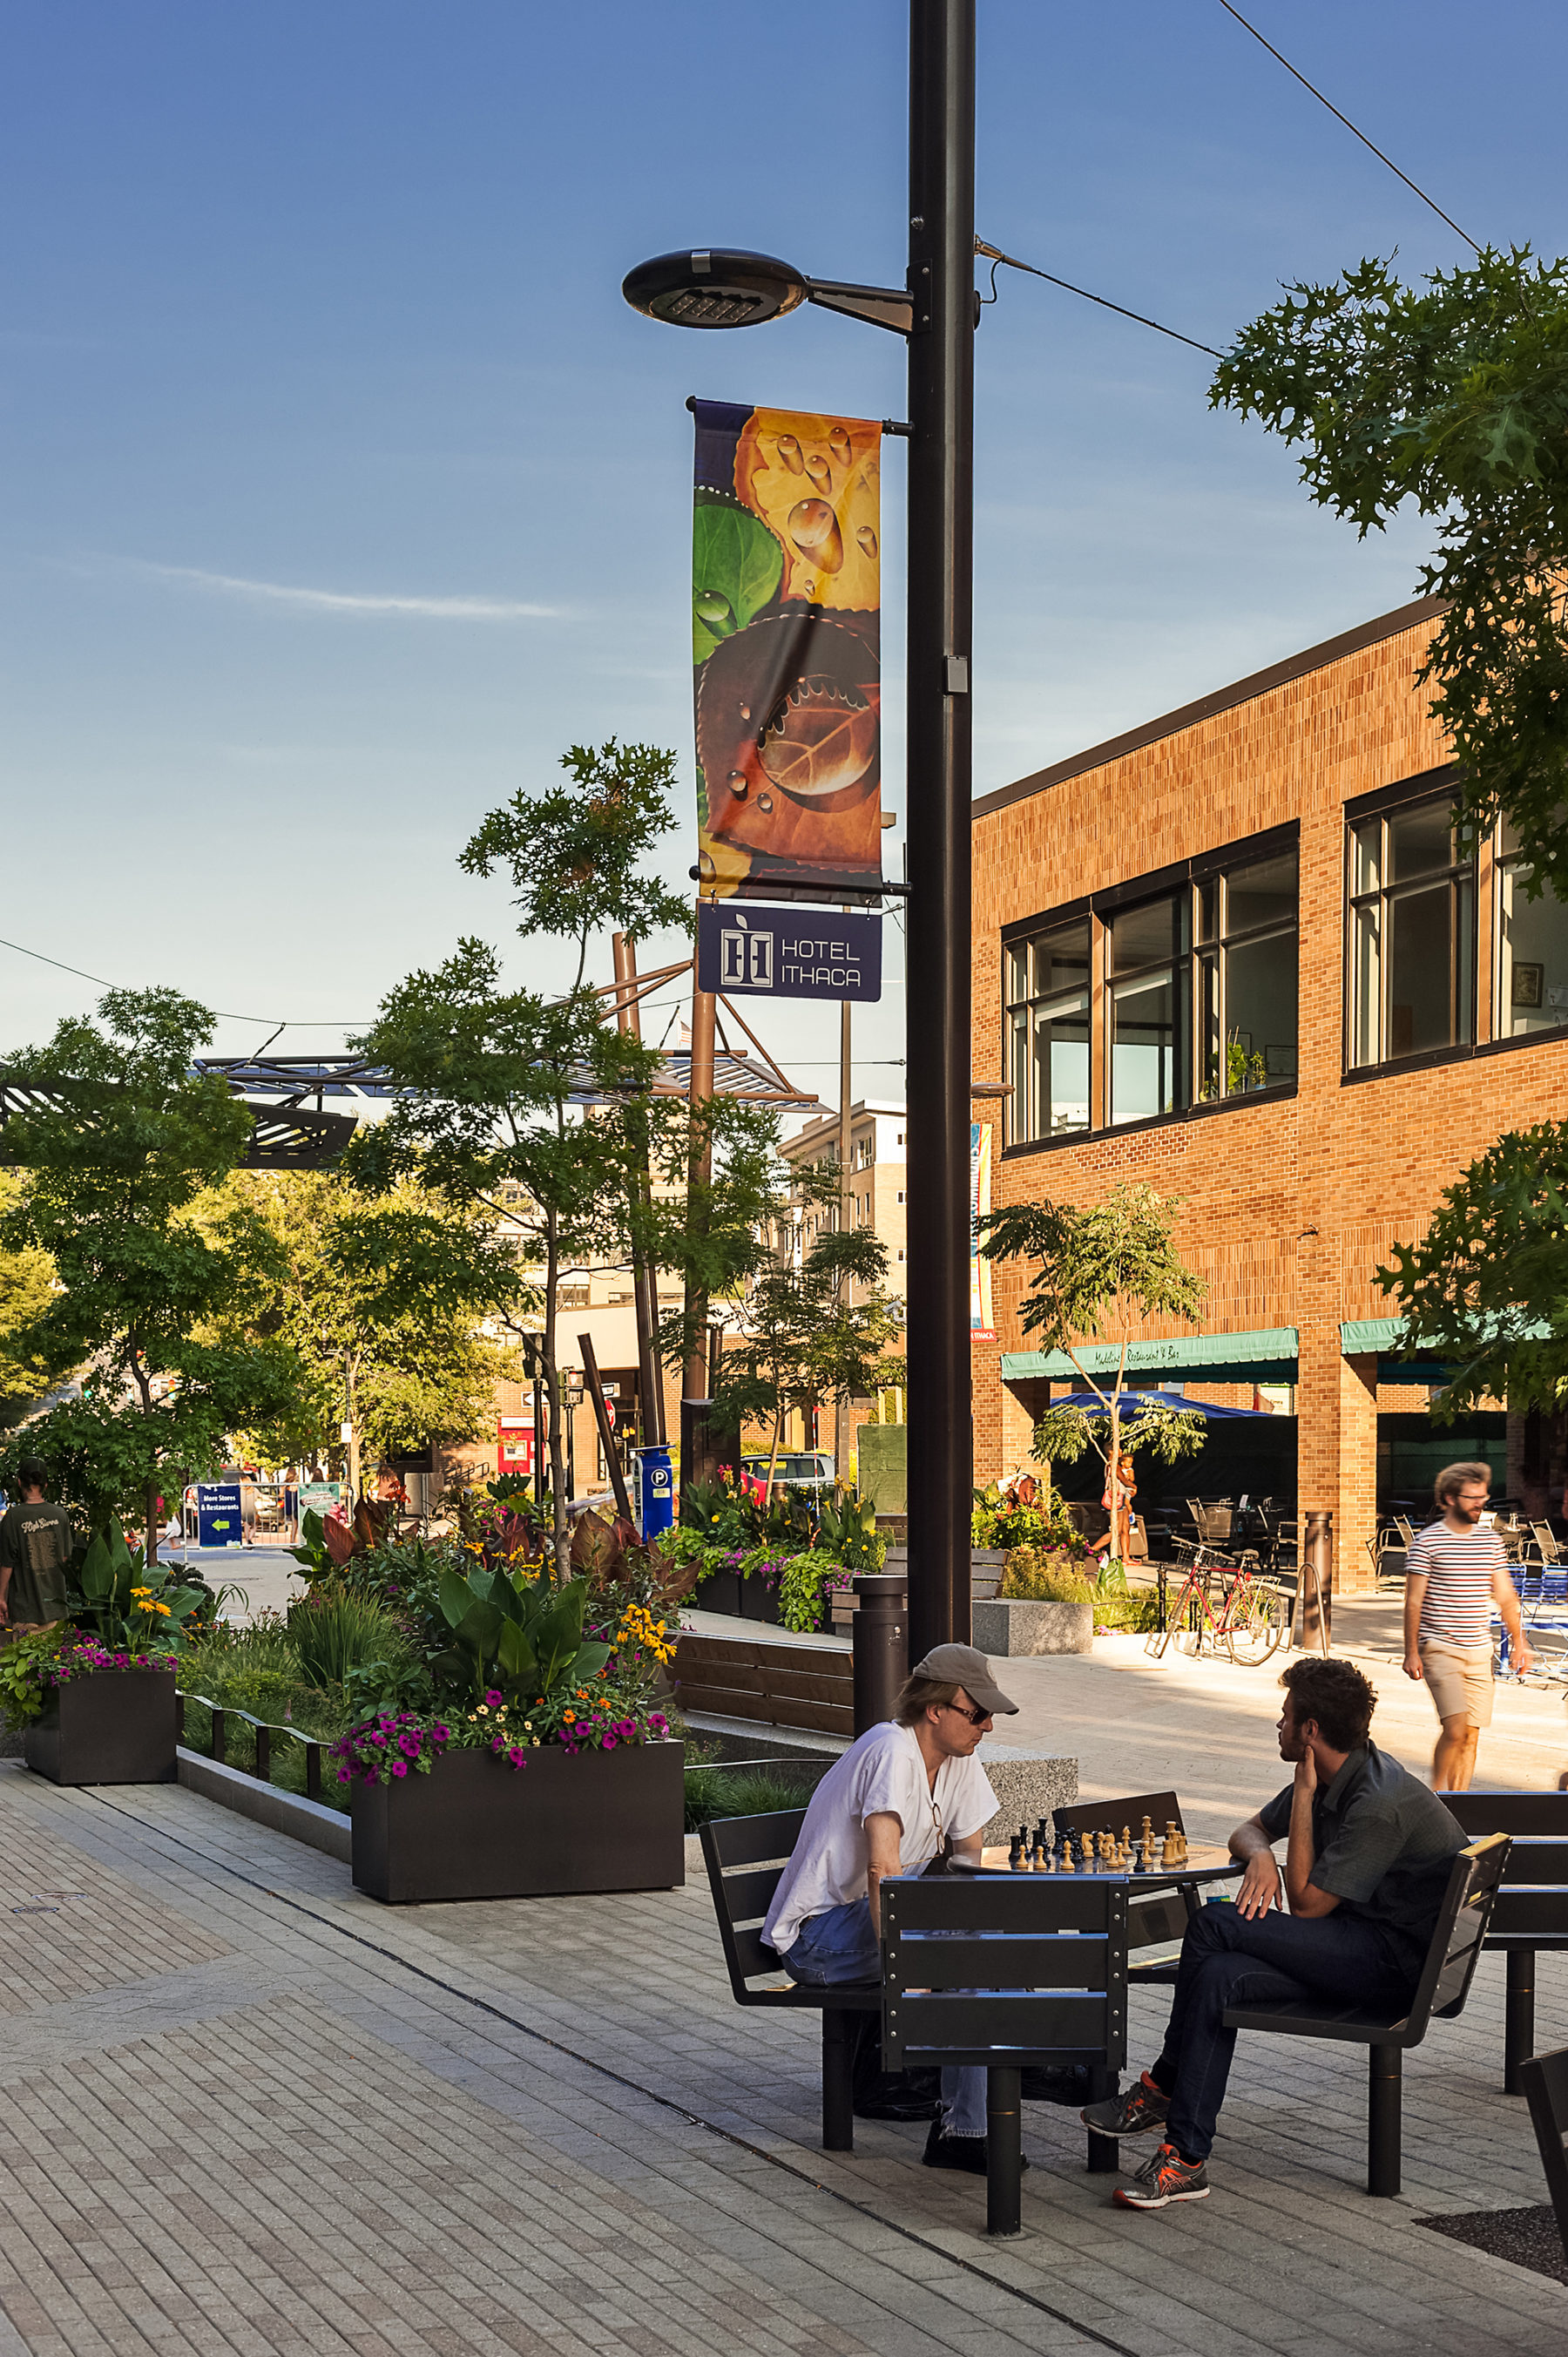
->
[905,0,976,1659]
[622,0,977,1660]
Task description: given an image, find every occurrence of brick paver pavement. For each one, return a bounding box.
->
[0,1759,1563,2356]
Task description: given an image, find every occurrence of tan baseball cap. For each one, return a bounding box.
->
[909,1643,1018,1717]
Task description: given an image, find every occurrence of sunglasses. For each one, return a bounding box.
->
[941,1698,991,1729]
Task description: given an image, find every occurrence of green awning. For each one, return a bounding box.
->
[1002,1327,1298,1387]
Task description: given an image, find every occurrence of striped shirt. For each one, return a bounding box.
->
[1407,1520,1506,1647]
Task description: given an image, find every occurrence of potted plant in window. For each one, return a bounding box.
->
[12,1524,206,1785]
[340,1545,684,1904]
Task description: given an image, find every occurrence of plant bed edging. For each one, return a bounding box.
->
[23,1667,178,1785]
[350,1737,686,1904]
[176,1746,351,1861]
[971,1598,1094,1656]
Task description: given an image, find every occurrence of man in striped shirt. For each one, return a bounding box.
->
[1403,1460,1532,1791]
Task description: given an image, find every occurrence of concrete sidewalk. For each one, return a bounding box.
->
[0,1755,1564,2356]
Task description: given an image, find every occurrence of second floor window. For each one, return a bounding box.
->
[1497,818,1568,1039]
[1348,790,1475,1068]
[1006,918,1091,1139]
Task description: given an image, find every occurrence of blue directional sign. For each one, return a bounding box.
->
[697,902,882,1003]
[195,1481,243,1548]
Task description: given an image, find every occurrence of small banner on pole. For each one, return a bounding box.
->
[970,1121,995,1339]
[692,400,883,902]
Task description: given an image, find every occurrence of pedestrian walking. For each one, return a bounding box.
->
[0,1456,78,1633]
[1402,1460,1532,1791]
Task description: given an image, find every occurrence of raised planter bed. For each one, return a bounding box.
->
[691,1569,784,1625]
[350,1737,686,1904]
[24,1668,179,1785]
[971,1598,1094,1657]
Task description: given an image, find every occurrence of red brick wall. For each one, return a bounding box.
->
[970,607,1568,1588]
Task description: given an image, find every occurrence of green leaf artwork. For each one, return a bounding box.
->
[692,500,783,665]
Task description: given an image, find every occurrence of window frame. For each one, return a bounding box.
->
[1495,821,1568,1047]
[1342,773,1477,1075]
[1000,823,1300,1154]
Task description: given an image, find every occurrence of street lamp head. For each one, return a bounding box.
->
[621,247,809,330]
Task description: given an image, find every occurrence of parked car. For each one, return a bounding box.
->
[740,1452,835,1495]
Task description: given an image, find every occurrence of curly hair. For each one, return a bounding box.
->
[1279,1656,1376,1752]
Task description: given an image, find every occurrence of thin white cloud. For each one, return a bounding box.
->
[138,559,563,620]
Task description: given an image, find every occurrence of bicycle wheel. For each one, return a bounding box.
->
[1226,1583,1291,1666]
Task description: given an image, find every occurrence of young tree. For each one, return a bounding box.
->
[1213,247,1568,895]
[708,1196,905,1501]
[0,1175,63,1419]
[200,1171,524,1489]
[1376,1121,1568,1419]
[977,1182,1207,1549]
[351,740,692,1578]
[0,990,302,1548]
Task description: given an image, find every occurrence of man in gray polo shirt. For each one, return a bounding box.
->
[1083,1655,1464,2210]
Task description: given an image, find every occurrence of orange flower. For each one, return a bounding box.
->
[563,1710,576,1724]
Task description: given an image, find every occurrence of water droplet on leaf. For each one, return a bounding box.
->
[829,427,852,467]
[855,526,878,559]
[756,793,774,813]
[694,589,734,629]
[787,498,843,573]
[776,434,805,473]
[805,453,832,494]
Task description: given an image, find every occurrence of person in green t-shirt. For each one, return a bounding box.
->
[0,1457,77,1631]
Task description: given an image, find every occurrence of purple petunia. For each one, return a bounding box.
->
[337,1768,351,1784]
[483,1688,503,1707]
[391,1760,409,1778]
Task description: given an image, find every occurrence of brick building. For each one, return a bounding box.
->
[970,597,1568,1589]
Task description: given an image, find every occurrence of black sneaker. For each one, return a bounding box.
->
[921,2119,1031,2177]
[1112,2141,1210,2209]
[1081,2070,1171,2140]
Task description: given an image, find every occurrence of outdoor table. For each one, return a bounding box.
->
[956,1841,1244,1967]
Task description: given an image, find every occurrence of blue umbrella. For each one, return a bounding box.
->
[1048,1390,1274,1419]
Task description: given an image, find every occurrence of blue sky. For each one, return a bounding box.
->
[3,1,1564,1107]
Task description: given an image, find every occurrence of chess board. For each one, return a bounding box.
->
[970,1841,1238,1877]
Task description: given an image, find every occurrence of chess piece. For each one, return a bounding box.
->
[1121,1825,1132,1861]
[1009,1832,1024,1869]
[1062,1836,1076,1873]
[1159,1832,1173,1870]
[1141,1814,1154,1857]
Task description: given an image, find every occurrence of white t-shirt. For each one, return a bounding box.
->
[761,1720,998,1957]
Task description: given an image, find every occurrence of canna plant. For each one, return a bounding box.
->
[433,1557,611,1705]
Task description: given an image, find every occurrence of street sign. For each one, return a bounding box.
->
[195,1481,243,1548]
[697,901,882,1002]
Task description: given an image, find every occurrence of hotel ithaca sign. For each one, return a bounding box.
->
[697,902,882,1003]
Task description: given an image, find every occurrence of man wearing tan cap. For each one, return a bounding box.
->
[763,1642,1018,2171]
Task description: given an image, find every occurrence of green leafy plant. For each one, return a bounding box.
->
[0,1624,68,1726]
[433,1557,611,1703]
[286,1587,411,1693]
[814,1492,885,1572]
[777,1555,855,1635]
[74,1521,206,1652]
[998,1548,1098,1602]
[683,1763,822,1832]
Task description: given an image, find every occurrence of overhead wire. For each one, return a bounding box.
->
[0,931,369,1029]
[1214,0,1483,255]
[974,238,1222,357]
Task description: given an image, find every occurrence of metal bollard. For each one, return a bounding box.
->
[852,1573,909,1735]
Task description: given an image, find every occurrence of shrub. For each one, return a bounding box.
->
[999,1547,1098,1602]
[683,1764,823,1832]
[287,1587,411,1692]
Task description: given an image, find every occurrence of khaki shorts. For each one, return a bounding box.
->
[1420,1640,1495,1730]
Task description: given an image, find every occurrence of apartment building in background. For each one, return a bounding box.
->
[970,596,1568,1590]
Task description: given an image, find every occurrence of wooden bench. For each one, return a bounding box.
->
[1440,1791,1568,2092]
[699,1806,876,2150]
[1222,1832,1509,2195]
[674,1633,855,1739]
[881,1871,1128,2235]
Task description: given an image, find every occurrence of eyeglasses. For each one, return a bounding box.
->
[941,1699,991,1729]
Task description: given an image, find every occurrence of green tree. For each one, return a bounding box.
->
[0,1175,62,1418]
[977,1183,1207,1532]
[0,989,302,1548]
[710,1198,905,1500]
[1213,247,1568,895]
[1376,1121,1568,1419]
[201,1171,524,1489]
[351,740,692,1577]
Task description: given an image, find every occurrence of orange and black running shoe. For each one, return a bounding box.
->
[1113,2141,1211,2209]
[1081,2071,1171,2140]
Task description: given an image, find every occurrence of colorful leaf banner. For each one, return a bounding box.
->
[691,400,883,901]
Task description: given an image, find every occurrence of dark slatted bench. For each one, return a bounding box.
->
[1222,1832,1509,2195]
[1053,1789,1206,1974]
[881,1871,1128,2235]
[1441,1790,1568,2092]
[700,1806,876,2150]
[675,1634,855,1740]
[1519,2043,1568,2266]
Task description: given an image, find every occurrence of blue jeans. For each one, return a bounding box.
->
[1152,1900,1415,2162]
[781,1899,987,2137]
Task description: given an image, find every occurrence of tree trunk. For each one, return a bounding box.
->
[544,1217,571,1581]
[145,1480,159,1570]
[347,1355,362,1507]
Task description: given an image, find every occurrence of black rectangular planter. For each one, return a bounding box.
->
[350,1737,686,1904]
[24,1669,178,1785]
[693,1569,784,1625]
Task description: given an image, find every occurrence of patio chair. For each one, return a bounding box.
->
[1518,2045,1568,2266]
[1530,1522,1565,1572]
[1186,1500,1233,1543]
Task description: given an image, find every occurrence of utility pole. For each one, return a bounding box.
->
[905,0,976,1658]
[612,931,666,1449]
[834,944,854,1483]
[679,965,718,1498]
